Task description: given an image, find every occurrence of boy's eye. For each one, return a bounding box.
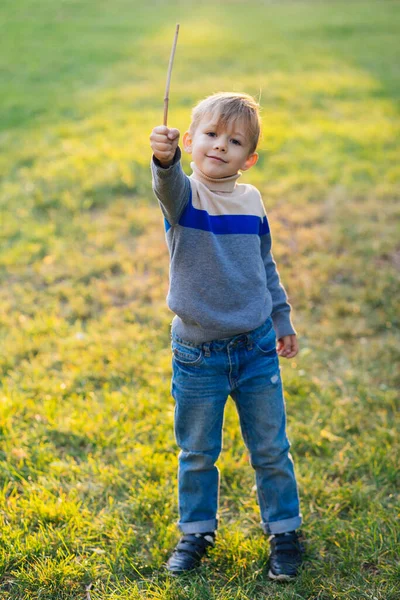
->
[231,139,241,145]
[206,132,216,137]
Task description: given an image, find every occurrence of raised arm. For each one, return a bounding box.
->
[150,126,190,226]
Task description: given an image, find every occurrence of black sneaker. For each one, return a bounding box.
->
[165,532,216,575]
[268,530,303,581]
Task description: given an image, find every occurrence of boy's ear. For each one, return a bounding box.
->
[241,152,259,172]
[182,131,192,154]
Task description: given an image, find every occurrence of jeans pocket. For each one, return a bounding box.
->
[172,339,204,365]
[254,328,277,357]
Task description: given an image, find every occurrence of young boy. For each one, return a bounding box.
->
[149,92,303,580]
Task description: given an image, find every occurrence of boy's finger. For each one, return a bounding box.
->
[151,131,178,143]
[153,125,170,135]
[167,128,180,140]
[280,339,294,357]
[285,338,298,358]
[151,132,170,142]
[152,140,175,150]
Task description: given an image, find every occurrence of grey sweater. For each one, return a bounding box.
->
[151,147,297,344]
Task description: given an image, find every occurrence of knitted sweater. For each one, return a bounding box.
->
[151,147,297,344]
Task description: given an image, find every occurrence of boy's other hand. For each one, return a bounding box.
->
[277,335,298,359]
[150,126,180,167]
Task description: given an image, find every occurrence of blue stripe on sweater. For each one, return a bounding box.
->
[164,187,270,236]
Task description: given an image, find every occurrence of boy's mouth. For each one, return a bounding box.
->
[207,155,227,163]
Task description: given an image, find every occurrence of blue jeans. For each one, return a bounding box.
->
[170,316,302,535]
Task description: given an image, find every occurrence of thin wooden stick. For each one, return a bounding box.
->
[163,24,180,126]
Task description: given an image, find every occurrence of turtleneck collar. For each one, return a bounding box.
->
[190,162,241,193]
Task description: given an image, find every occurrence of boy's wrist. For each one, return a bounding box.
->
[271,310,297,340]
[159,159,173,168]
[153,147,181,169]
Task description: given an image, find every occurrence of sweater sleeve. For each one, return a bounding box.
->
[261,233,297,339]
[151,146,191,226]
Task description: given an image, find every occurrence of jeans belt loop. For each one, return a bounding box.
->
[203,343,211,357]
[246,336,253,351]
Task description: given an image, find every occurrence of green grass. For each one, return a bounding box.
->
[0,0,399,598]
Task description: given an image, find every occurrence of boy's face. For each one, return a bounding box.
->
[183,113,258,178]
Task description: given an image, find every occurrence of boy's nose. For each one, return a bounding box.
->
[214,140,226,151]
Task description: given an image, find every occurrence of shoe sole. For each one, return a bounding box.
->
[268,569,296,582]
[164,564,201,576]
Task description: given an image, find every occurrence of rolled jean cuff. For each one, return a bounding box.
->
[261,515,302,535]
[178,518,218,534]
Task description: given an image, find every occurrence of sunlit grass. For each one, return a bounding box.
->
[0,0,399,598]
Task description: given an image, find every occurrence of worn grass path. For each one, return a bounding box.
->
[0,1,399,598]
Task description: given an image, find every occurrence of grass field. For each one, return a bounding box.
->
[0,0,399,598]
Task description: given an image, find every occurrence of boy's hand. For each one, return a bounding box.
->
[277,335,298,359]
[150,126,180,167]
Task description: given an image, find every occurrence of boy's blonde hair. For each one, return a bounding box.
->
[189,92,261,155]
